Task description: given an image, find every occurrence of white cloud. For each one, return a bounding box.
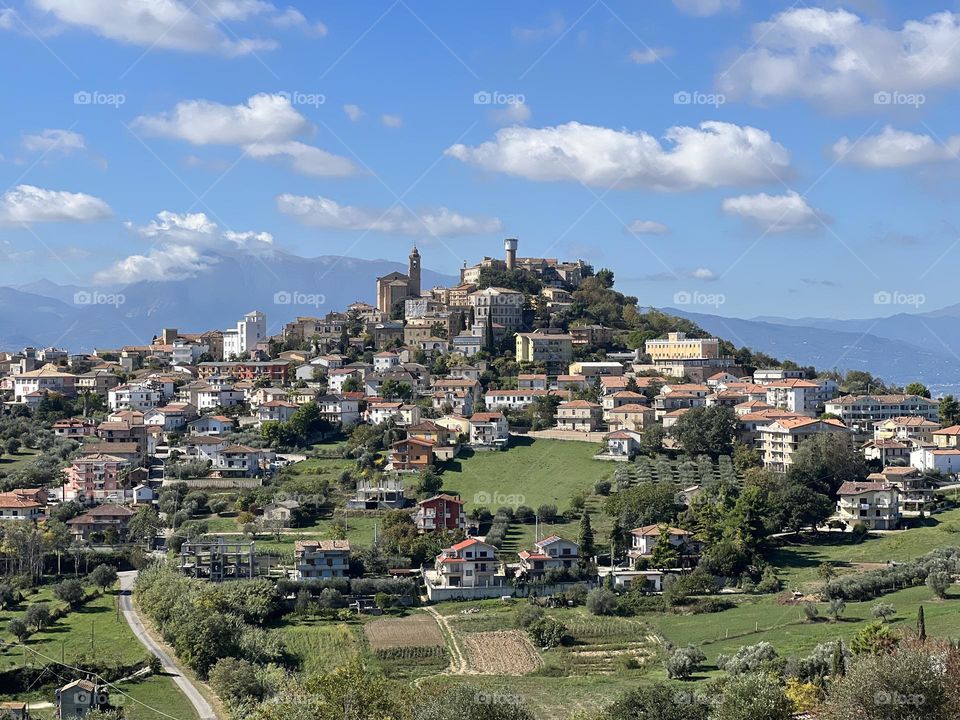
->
[32,0,277,56]
[514,14,565,41]
[134,93,309,145]
[0,8,18,29]
[626,220,670,235]
[381,114,403,128]
[446,121,791,191]
[134,93,359,177]
[489,101,531,126]
[0,185,111,224]
[673,0,739,16]
[628,48,671,64]
[97,211,273,283]
[832,126,960,168]
[244,141,359,177]
[343,104,364,122]
[722,191,824,233]
[276,194,503,237]
[22,129,87,154]
[690,267,717,280]
[0,240,34,262]
[270,6,327,35]
[719,8,960,109]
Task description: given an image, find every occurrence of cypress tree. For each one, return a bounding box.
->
[831,640,845,678]
[578,511,595,558]
[917,605,927,642]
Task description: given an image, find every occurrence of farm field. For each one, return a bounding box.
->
[438,438,608,512]
[277,619,365,675]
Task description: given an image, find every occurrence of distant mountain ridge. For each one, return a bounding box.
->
[666,306,960,395]
[0,249,456,351]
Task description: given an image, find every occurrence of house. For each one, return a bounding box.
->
[602,391,647,413]
[911,447,960,475]
[261,500,301,528]
[415,494,465,532]
[606,404,655,433]
[518,373,549,391]
[63,454,131,504]
[108,383,162,411]
[431,537,498,588]
[569,361,624,378]
[67,504,136,541]
[836,481,900,530]
[862,439,910,465]
[56,680,109,719]
[569,324,614,347]
[764,379,835,417]
[295,539,351,579]
[469,412,509,448]
[515,331,574,371]
[628,525,699,567]
[213,445,265,477]
[759,417,851,472]
[869,467,935,514]
[52,418,97,439]
[257,400,299,425]
[144,403,197,431]
[373,351,401,372]
[517,535,579,577]
[347,477,406,510]
[824,394,940,439]
[408,420,454,446]
[874,416,941,444]
[315,394,361,426]
[0,491,44,521]
[602,430,643,459]
[390,437,435,471]
[12,364,76,401]
[367,400,405,425]
[0,701,28,720]
[484,388,554,412]
[188,415,235,435]
[556,400,603,432]
[933,425,960,449]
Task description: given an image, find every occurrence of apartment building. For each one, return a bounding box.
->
[824,394,940,438]
[468,287,524,333]
[515,330,574,371]
[645,332,719,361]
[836,481,900,530]
[759,417,851,472]
[294,540,351,579]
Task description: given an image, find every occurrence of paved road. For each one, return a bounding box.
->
[118,571,217,720]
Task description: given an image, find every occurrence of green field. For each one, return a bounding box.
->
[439,438,609,512]
[110,676,201,720]
[0,447,41,473]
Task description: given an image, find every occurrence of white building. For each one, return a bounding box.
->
[223,311,267,359]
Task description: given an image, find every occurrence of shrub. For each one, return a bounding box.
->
[594,480,612,496]
[717,642,781,676]
[53,579,86,607]
[926,570,951,599]
[527,617,568,649]
[515,605,545,629]
[208,657,264,704]
[586,588,618,616]
[665,645,706,680]
[803,602,819,622]
[7,617,28,642]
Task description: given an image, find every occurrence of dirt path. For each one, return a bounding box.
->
[423,607,469,675]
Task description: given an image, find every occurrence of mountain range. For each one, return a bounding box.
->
[0,249,455,351]
[667,306,960,395]
[5,247,960,394]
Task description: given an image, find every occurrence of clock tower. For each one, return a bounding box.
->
[408,245,421,297]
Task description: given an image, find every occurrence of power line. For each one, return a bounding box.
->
[12,642,186,720]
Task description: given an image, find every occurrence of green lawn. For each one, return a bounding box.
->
[111,675,201,720]
[275,619,365,675]
[0,447,41,472]
[438,438,610,512]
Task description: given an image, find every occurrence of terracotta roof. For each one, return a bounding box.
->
[838,481,894,495]
[295,539,350,552]
[631,524,692,537]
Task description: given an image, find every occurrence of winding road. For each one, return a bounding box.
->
[118,571,217,720]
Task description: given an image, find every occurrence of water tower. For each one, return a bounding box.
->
[504,238,518,271]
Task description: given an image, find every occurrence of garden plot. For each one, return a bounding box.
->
[461,631,542,675]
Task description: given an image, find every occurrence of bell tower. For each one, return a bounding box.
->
[408,245,421,297]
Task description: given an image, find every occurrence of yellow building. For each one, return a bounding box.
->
[515,330,574,369]
[645,332,720,361]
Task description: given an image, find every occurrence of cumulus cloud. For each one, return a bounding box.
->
[269,6,327,35]
[673,0,739,16]
[134,93,309,145]
[625,220,670,235]
[0,185,111,224]
[134,93,359,177]
[514,14,566,41]
[718,8,960,109]
[343,104,364,122]
[722,191,825,233]
[31,0,277,56]
[0,8,18,29]
[446,121,790,191]
[489,101,531,126]
[690,267,718,280]
[276,194,503,238]
[832,126,960,168]
[22,129,87,154]
[381,114,403,128]
[628,48,671,64]
[97,210,273,283]
[243,141,360,177]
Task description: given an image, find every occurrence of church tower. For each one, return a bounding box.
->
[408,245,421,297]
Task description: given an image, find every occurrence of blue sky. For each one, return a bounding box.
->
[1,0,959,318]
